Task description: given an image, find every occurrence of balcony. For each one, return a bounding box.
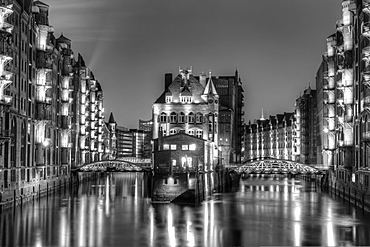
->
[36,50,53,70]
[363,96,370,109]
[363,0,370,15]
[61,116,71,129]
[363,22,370,39]
[362,131,370,142]
[0,94,11,106]
[0,129,11,145]
[35,104,52,121]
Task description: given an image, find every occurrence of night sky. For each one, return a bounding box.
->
[45,0,341,128]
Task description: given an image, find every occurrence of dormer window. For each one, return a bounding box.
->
[180,95,192,103]
[166,96,172,103]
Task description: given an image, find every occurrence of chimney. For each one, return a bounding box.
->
[165,73,172,90]
[199,72,206,88]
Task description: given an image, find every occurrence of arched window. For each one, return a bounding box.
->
[170,112,177,123]
[170,129,177,135]
[178,112,186,123]
[196,113,203,123]
[188,112,195,123]
[160,112,167,123]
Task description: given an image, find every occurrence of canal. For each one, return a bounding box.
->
[1,173,370,246]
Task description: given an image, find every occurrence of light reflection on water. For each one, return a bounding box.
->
[1,174,370,246]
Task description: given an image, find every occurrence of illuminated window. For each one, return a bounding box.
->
[182,145,188,150]
[189,144,196,150]
[163,144,169,150]
[170,144,176,150]
[180,96,192,103]
[166,96,172,103]
[196,130,203,138]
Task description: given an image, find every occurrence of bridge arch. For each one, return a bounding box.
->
[74,160,150,172]
[237,158,321,175]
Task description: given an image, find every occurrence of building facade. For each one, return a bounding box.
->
[244,112,295,162]
[152,68,220,172]
[212,70,245,165]
[294,86,317,165]
[0,0,108,208]
[139,119,152,159]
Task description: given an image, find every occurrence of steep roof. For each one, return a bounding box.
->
[203,76,218,96]
[108,112,115,124]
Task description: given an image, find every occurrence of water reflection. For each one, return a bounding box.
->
[1,174,370,246]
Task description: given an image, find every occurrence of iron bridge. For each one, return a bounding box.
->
[74,160,151,172]
[236,158,321,175]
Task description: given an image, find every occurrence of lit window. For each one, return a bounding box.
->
[180,96,192,103]
[170,144,176,150]
[182,145,188,150]
[163,144,169,150]
[196,130,203,138]
[189,144,196,150]
[166,96,172,103]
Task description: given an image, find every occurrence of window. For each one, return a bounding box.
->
[182,145,188,150]
[163,144,169,150]
[188,112,195,123]
[189,144,196,150]
[178,112,186,123]
[170,112,177,123]
[196,113,203,123]
[170,129,177,135]
[170,144,176,150]
[160,113,167,123]
[196,130,203,138]
[180,96,192,103]
[188,129,195,135]
[166,96,172,103]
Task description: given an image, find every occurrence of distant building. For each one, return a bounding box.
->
[294,86,317,165]
[116,126,133,158]
[244,112,295,161]
[139,119,153,159]
[316,60,329,168]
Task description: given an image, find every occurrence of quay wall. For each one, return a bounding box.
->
[321,171,370,211]
[0,172,98,211]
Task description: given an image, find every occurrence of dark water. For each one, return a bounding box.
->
[1,173,370,246]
